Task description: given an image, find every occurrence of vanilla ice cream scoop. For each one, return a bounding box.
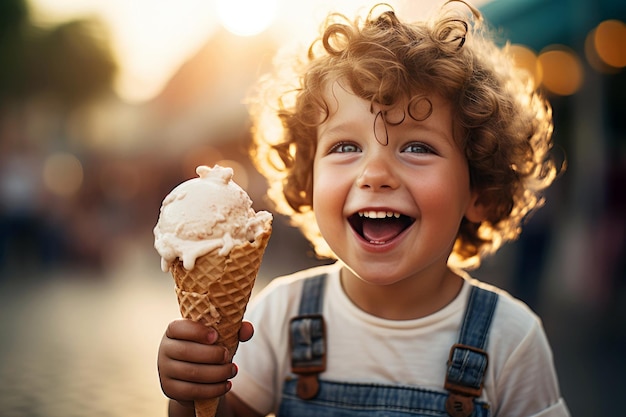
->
[154,165,272,272]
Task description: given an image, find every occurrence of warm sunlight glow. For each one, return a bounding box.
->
[29,0,218,103]
[27,0,490,102]
[538,46,584,96]
[216,0,278,37]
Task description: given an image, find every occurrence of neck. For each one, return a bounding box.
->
[339,266,463,320]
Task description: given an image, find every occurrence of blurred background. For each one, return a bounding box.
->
[0,0,624,416]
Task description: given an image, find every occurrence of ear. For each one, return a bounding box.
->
[464,191,486,223]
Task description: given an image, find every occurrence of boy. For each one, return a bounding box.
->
[157,2,570,416]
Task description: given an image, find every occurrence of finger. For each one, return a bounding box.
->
[164,360,238,385]
[165,319,218,345]
[238,321,254,342]
[162,378,233,402]
[160,334,229,364]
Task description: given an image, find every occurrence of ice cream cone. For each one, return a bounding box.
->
[154,164,273,417]
[169,227,272,417]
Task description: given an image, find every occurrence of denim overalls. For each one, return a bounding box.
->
[277,273,498,417]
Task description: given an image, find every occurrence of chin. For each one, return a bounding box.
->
[341,261,407,286]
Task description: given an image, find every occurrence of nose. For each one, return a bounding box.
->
[355,154,400,190]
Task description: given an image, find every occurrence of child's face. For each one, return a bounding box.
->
[312,82,482,285]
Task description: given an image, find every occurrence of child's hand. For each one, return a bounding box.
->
[157,319,254,408]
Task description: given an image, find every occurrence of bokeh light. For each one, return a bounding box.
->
[585,28,615,74]
[216,0,278,37]
[538,46,584,96]
[42,152,84,197]
[509,44,543,88]
[593,19,626,68]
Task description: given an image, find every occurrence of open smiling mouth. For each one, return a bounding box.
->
[348,211,415,245]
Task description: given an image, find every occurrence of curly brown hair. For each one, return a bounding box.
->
[249,1,559,268]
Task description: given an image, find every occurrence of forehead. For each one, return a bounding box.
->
[318,80,458,148]
[321,80,453,127]
[322,79,450,113]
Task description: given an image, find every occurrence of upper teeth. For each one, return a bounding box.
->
[358,211,401,219]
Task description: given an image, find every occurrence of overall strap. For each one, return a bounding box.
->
[298,273,326,316]
[445,285,499,417]
[289,273,328,400]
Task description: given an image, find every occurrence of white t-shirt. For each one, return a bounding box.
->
[232,263,570,417]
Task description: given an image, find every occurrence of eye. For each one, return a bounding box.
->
[402,142,436,155]
[329,141,361,153]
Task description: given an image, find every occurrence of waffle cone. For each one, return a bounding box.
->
[169,227,271,417]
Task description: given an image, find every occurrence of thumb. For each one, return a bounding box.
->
[239,321,254,342]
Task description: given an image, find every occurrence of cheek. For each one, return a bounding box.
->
[312,162,349,225]
[417,168,472,217]
[312,168,335,212]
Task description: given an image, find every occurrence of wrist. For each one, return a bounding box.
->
[168,399,196,417]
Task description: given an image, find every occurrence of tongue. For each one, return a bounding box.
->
[362,218,405,243]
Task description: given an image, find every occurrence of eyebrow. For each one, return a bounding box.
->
[317,119,359,139]
[411,122,453,142]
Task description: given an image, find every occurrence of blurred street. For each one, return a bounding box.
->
[0,241,176,417]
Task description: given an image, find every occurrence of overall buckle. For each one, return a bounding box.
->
[289,314,326,399]
[444,343,489,417]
